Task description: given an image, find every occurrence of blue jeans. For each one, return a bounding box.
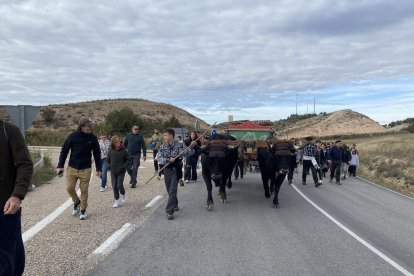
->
[101,158,108,188]
[0,209,25,276]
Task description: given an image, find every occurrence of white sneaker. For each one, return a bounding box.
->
[318,179,323,184]
[113,200,120,208]
[100,186,106,192]
[185,180,189,183]
[79,210,88,220]
[121,194,127,204]
[72,202,80,216]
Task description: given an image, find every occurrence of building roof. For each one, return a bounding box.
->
[227,121,272,130]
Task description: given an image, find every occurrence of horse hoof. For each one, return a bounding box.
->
[272,203,279,208]
[206,203,214,211]
[265,194,270,198]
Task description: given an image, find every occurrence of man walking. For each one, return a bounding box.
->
[156,129,182,220]
[150,128,163,178]
[328,140,343,185]
[300,136,322,187]
[57,118,102,220]
[124,125,146,188]
[0,121,33,275]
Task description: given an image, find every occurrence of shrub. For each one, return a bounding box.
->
[105,107,144,135]
[41,107,56,124]
[163,115,183,129]
[26,129,69,146]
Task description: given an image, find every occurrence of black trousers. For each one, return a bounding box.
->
[0,209,25,276]
[330,160,342,182]
[302,160,318,184]
[164,167,178,214]
[153,150,162,176]
[288,155,297,181]
[234,160,244,179]
[111,173,126,200]
[348,165,357,177]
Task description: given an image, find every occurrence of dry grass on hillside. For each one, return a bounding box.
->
[345,133,414,197]
[280,109,386,138]
[27,99,209,131]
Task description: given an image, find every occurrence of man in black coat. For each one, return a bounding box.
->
[0,121,33,276]
[57,118,102,220]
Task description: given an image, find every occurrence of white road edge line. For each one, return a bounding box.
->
[291,184,414,276]
[93,223,134,255]
[356,176,414,201]
[145,195,163,208]
[23,171,94,243]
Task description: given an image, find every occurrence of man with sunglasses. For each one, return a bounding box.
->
[124,125,147,188]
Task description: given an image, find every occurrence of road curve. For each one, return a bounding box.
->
[89,170,414,276]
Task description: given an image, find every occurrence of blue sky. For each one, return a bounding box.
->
[1,0,414,125]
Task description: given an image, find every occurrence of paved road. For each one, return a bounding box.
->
[89,171,414,276]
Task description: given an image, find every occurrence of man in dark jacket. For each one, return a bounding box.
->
[328,140,343,185]
[155,129,182,220]
[0,121,33,276]
[300,137,322,187]
[124,125,147,188]
[56,118,102,220]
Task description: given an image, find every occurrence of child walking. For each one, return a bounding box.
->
[156,129,182,220]
[348,149,359,177]
[107,136,130,208]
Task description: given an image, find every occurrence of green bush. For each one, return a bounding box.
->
[26,130,69,146]
[163,115,183,128]
[402,124,414,133]
[41,107,56,124]
[105,107,144,136]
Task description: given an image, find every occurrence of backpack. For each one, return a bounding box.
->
[149,140,157,149]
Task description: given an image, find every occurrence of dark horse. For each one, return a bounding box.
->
[201,134,238,210]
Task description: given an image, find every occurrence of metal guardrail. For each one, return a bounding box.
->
[33,152,45,174]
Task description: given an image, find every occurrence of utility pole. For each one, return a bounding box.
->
[314,97,316,114]
[296,93,298,115]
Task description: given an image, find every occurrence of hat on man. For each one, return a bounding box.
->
[335,140,342,144]
[305,136,313,141]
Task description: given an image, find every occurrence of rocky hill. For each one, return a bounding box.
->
[4,99,209,131]
[275,109,387,138]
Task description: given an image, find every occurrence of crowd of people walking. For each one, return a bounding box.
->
[294,137,360,187]
[56,119,202,221]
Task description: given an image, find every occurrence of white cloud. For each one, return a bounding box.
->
[1,0,414,124]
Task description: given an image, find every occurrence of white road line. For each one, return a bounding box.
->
[356,176,414,201]
[92,223,134,255]
[291,184,414,276]
[23,171,93,243]
[145,195,163,208]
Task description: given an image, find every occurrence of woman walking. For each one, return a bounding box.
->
[107,136,130,208]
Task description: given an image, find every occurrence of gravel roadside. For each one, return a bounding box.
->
[22,149,179,276]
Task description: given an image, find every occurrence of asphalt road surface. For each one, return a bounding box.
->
[89,170,414,276]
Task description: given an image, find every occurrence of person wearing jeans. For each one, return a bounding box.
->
[98,131,111,192]
[0,121,33,276]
